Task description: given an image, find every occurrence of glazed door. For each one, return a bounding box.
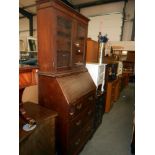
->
[72,22,87,67]
[56,14,73,70]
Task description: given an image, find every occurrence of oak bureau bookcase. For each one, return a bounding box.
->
[37,0,96,155]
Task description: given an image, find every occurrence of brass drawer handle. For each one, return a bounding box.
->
[76,120,81,126]
[69,112,74,116]
[76,104,82,110]
[75,139,80,146]
[69,108,75,116]
[88,96,93,101]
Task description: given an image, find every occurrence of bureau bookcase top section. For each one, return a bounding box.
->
[37,0,89,74]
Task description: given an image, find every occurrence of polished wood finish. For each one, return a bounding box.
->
[86,38,99,63]
[19,65,38,89]
[37,0,89,74]
[19,65,38,103]
[126,51,135,62]
[20,102,58,155]
[105,78,120,112]
[114,77,121,101]
[37,1,96,154]
[121,71,132,89]
[39,72,96,155]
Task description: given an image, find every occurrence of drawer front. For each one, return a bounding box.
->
[69,99,84,120]
[83,92,95,107]
[69,104,95,138]
[83,104,95,124]
[82,118,94,141]
[69,119,94,155]
[69,111,84,138]
[69,92,95,120]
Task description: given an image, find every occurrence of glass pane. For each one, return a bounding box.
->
[73,24,86,66]
[57,16,72,68]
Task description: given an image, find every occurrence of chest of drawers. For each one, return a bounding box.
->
[20,102,58,155]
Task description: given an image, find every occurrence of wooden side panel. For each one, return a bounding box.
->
[37,7,55,73]
[86,39,99,63]
[114,78,120,101]
[105,82,112,112]
[20,103,57,155]
[38,75,69,154]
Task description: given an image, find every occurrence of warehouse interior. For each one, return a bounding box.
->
[19,0,135,155]
[1,0,154,154]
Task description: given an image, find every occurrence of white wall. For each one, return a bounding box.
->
[80,0,135,41]
[80,1,125,16]
[88,13,123,41]
[19,0,135,51]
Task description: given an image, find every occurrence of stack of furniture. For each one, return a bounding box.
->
[37,0,96,154]
[86,63,106,130]
[103,62,120,112]
[85,38,122,114]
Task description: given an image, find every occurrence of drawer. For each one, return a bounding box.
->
[69,104,95,138]
[82,118,94,141]
[69,133,83,155]
[83,92,95,106]
[83,104,95,124]
[69,91,95,120]
[69,99,85,120]
[69,111,84,138]
[69,119,93,155]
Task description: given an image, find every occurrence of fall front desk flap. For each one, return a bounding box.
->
[57,72,96,104]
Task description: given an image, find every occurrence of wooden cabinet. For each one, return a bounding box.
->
[114,77,121,101]
[37,1,96,155]
[105,78,120,112]
[94,91,105,131]
[39,72,96,155]
[86,38,99,63]
[126,51,135,62]
[37,0,89,74]
[20,102,58,155]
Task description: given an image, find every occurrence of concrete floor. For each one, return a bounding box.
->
[80,83,135,155]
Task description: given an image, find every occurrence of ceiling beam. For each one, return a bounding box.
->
[61,0,75,9]
[74,0,128,9]
[21,0,75,9]
[19,7,34,18]
[19,8,34,36]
